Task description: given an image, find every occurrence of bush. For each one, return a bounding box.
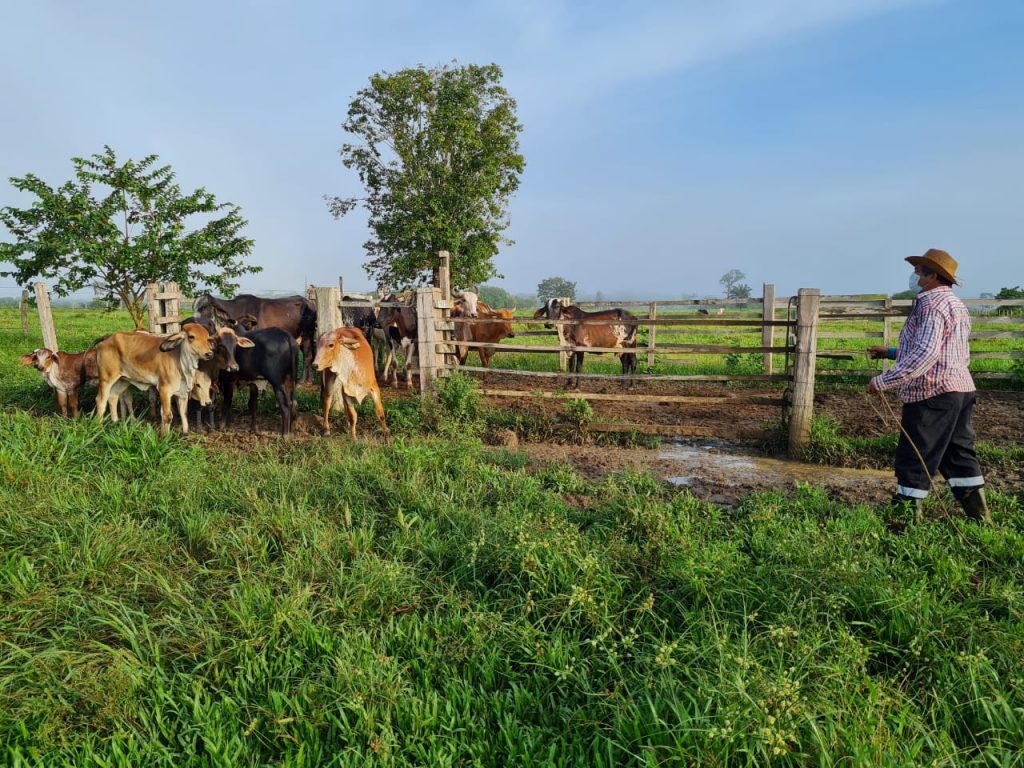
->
[561,398,593,444]
[422,371,483,438]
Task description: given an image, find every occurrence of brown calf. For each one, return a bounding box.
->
[313,327,391,441]
[452,298,516,367]
[533,298,638,387]
[20,347,100,418]
[94,322,215,436]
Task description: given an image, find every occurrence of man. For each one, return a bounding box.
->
[866,248,991,524]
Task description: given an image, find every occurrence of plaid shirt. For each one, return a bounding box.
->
[871,286,974,402]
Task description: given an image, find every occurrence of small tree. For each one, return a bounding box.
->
[0,146,257,328]
[996,285,1024,299]
[719,269,751,299]
[537,277,576,303]
[328,62,525,291]
[478,284,516,308]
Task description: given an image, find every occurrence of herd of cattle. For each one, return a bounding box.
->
[19,291,641,439]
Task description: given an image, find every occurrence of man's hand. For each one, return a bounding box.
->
[867,345,888,360]
[866,378,880,395]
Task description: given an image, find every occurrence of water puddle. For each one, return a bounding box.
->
[659,439,890,489]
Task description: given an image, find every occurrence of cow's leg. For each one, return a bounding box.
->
[55,390,70,418]
[572,352,584,389]
[321,380,334,435]
[158,388,173,437]
[69,388,80,418]
[273,385,292,436]
[382,337,398,386]
[368,386,391,443]
[175,394,190,435]
[403,339,417,389]
[95,378,118,422]
[220,380,235,428]
[247,384,259,432]
[303,337,315,384]
[342,392,359,440]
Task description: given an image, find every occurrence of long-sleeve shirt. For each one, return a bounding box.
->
[870,286,974,402]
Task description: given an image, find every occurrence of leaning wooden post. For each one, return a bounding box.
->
[435,251,454,370]
[882,297,893,372]
[163,281,181,333]
[436,251,451,301]
[20,289,30,335]
[788,288,821,456]
[34,282,58,352]
[761,283,776,374]
[416,287,440,393]
[647,301,658,367]
[314,286,343,339]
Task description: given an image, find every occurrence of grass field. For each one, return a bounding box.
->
[2,307,1023,765]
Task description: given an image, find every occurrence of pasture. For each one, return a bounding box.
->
[2,306,1024,766]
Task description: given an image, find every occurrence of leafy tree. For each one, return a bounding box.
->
[0,146,257,328]
[328,62,524,291]
[719,269,751,299]
[996,285,1024,299]
[477,284,518,309]
[537,277,576,303]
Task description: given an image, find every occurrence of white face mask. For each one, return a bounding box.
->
[908,272,923,294]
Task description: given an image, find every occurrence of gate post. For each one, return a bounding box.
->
[882,297,893,372]
[314,286,343,338]
[416,287,441,393]
[762,283,775,374]
[146,281,182,334]
[34,282,58,351]
[557,296,571,372]
[788,288,821,456]
[647,301,657,367]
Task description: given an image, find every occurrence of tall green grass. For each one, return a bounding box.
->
[1,411,1022,766]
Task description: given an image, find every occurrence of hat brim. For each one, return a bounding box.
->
[905,255,959,285]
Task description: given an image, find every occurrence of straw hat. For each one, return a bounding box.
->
[906,248,959,285]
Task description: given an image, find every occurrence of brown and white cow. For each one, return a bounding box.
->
[451,296,516,367]
[20,347,100,418]
[533,298,638,387]
[94,322,215,436]
[313,327,391,442]
[378,292,418,388]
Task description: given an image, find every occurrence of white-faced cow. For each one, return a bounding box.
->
[20,347,100,418]
[194,293,317,382]
[378,292,418,388]
[451,294,516,367]
[94,322,215,436]
[313,327,391,442]
[533,298,638,387]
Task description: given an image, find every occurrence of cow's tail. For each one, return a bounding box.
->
[290,336,299,413]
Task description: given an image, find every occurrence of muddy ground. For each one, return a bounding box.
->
[201,374,1023,508]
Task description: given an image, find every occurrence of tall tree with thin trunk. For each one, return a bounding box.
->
[327,62,524,291]
[0,146,258,328]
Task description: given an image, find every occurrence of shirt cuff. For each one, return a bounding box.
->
[887,347,897,360]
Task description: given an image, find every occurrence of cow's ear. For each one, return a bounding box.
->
[159,332,186,351]
[236,337,256,348]
[341,340,362,350]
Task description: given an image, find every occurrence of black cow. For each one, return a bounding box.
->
[194,293,317,383]
[218,326,299,435]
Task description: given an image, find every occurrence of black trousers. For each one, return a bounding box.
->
[895,391,984,498]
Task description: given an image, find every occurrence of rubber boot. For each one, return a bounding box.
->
[955,487,993,524]
[892,493,924,524]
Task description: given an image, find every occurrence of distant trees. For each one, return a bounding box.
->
[328,62,525,291]
[536,277,576,303]
[996,286,1024,299]
[0,146,257,328]
[719,269,751,299]
[477,285,523,309]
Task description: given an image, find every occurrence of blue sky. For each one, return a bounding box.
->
[1,0,1021,299]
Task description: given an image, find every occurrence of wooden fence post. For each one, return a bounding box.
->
[146,281,182,334]
[20,289,30,335]
[762,283,775,374]
[435,251,454,371]
[436,251,451,301]
[34,282,58,352]
[416,287,440,393]
[788,288,821,455]
[557,296,571,372]
[647,301,657,367]
[314,286,342,339]
[882,297,893,372]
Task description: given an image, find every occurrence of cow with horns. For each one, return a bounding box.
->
[533,298,638,387]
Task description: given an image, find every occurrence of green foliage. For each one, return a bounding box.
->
[537,276,577,303]
[561,397,593,444]
[423,371,483,438]
[996,286,1024,299]
[893,289,918,299]
[0,146,258,328]
[476,284,526,309]
[329,62,524,291]
[719,269,751,299]
[1,412,1023,765]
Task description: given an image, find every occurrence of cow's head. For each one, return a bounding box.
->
[496,308,516,338]
[160,322,215,360]
[234,313,259,332]
[194,294,235,329]
[454,290,479,318]
[20,348,56,372]
[534,298,564,329]
[313,328,363,372]
[211,327,255,372]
